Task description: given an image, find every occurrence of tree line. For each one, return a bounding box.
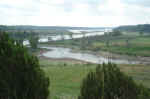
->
[114,24,150,34]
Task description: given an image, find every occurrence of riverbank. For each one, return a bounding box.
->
[39,56,89,64]
[37,45,150,65]
[71,48,150,65]
[36,47,89,64]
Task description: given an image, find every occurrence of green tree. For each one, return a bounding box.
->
[126,38,131,48]
[106,40,110,47]
[139,31,144,36]
[78,63,150,99]
[69,33,73,40]
[29,34,39,49]
[0,32,50,99]
[111,30,122,36]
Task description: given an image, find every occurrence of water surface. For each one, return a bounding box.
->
[41,46,139,64]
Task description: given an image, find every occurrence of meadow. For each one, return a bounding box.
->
[91,36,150,57]
[40,59,150,99]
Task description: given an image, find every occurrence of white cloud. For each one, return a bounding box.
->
[98,0,124,16]
[121,0,150,7]
[0,0,150,27]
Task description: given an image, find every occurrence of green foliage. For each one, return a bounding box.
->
[79,63,150,99]
[139,31,144,36]
[111,30,122,36]
[0,32,50,99]
[7,30,29,45]
[29,34,39,49]
[115,24,150,33]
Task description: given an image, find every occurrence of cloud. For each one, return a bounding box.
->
[0,0,150,27]
[121,0,150,7]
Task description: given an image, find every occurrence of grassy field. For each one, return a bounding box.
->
[91,36,150,56]
[40,60,96,99]
[39,59,150,99]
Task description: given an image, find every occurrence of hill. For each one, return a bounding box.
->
[114,24,150,33]
[0,25,107,31]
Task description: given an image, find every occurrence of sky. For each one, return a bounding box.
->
[0,0,150,27]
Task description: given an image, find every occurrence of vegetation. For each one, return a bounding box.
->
[0,32,50,99]
[6,25,150,57]
[29,33,39,49]
[0,25,105,31]
[78,63,150,99]
[90,36,150,56]
[109,30,122,36]
[115,24,150,34]
[1,25,150,99]
[0,25,78,36]
[40,59,150,99]
[41,61,94,99]
[47,34,150,57]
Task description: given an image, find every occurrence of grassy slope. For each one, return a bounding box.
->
[40,60,150,99]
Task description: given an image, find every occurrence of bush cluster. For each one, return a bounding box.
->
[0,32,50,99]
[79,63,150,99]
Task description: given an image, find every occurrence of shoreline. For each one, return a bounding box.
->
[72,49,150,64]
[37,45,150,65]
[37,49,89,64]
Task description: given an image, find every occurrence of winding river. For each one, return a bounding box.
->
[41,46,139,64]
[23,29,145,64]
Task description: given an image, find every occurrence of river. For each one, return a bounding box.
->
[41,46,139,64]
[23,29,143,64]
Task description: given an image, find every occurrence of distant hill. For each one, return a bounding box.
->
[114,24,150,33]
[0,25,109,31]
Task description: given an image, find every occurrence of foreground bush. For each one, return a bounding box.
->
[78,63,150,99]
[0,32,50,99]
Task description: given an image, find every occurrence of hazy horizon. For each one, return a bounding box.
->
[0,24,148,28]
[0,0,150,27]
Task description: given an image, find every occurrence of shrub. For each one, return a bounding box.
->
[79,63,150,99]
[0,32,50,99]
[111,30,122,36]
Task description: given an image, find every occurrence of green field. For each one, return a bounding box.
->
[40,60,96,99]
[91,36,150,56]
[39,59,150,99]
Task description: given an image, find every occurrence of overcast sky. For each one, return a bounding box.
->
[0,0,150,27]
